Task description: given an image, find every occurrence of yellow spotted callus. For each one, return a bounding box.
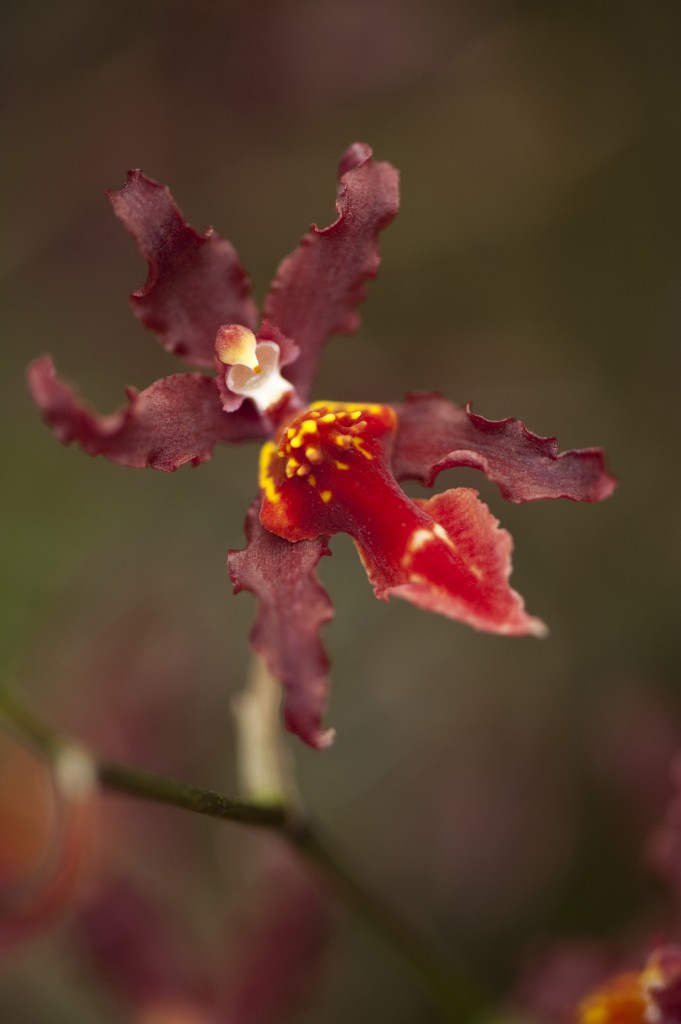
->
[258,401,397,541]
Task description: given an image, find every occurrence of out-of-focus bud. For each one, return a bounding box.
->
[0,732,96,948]
[578,970,644,1024]
[0,730,55,888]
[135,1002,216,1024]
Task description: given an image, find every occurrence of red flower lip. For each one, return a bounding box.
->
[28,144,616,749]
[259,400,547,635]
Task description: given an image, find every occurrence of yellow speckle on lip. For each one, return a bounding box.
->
[272,402,398,506]
[289,418,318,448]
[258,442,282,504]
[351,436,374,460]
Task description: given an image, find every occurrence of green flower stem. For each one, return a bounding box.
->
[0,684,487,1023]
[97,759,290,830]
[294,819,486,1021]
[0,682,62,758]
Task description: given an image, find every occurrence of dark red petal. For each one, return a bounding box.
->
[75,879,206,1008]
[228,501,334,750]
[108,170,258,367]
[392,392,616,503]
[263,143,399,400]
[28,356,265,472]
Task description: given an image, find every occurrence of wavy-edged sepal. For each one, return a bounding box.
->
[360,487,547,637]
[392,392,616,503]
[228,501,335,749]
[108,170,258,367]
[263,143,400,401]
[28,356,265,472]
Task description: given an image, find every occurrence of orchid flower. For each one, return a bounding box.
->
[577,946,681,1024]
[28,143,615,748]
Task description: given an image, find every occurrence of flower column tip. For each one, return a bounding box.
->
[215,324,261,372]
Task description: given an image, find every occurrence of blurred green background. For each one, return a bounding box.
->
[2,0,681,1021]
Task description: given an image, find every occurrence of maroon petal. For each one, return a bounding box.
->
[648,752,681,897]
[263,142,399,400]
[28,356,265,472]
[392,392,616,503]
[109,170,258,367]
[75,879,207,1009]
[228,501,334,750]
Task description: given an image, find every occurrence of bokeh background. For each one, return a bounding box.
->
[2,0,681,1021]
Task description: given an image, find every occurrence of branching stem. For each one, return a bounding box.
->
[0,683,487,1023]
